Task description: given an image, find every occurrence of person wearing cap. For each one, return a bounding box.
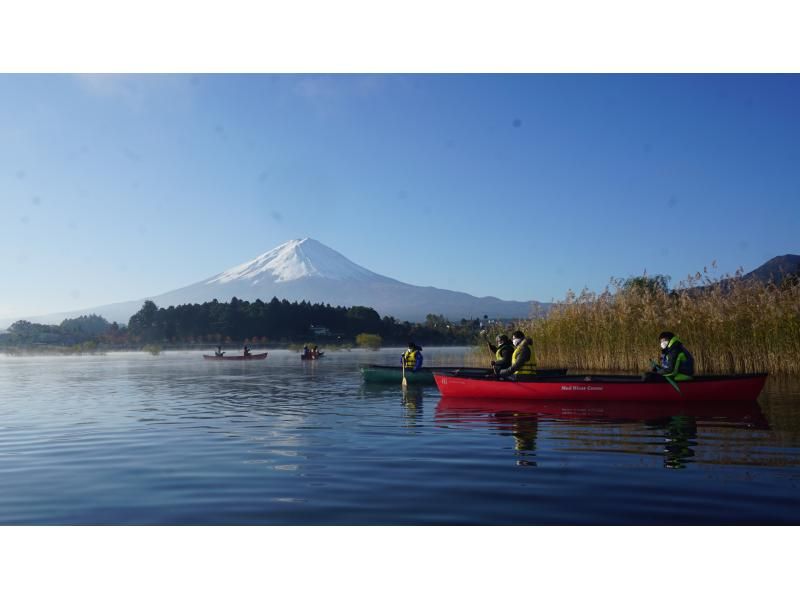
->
[485,333,514,374]
[499,330,537,377]
[651,331,694,381]
[401,341,424,373]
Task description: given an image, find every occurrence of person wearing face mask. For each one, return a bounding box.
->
[485,333,514,374]
[651,331,694,380]
[498,330,537,378]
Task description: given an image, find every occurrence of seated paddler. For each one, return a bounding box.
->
[401,341,423,373]
[486,333,514,374]
[498,330,537,378]
[651,331,694,381]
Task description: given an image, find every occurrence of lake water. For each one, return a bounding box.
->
[1,347,799,524]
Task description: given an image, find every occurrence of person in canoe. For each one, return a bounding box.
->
[302,345,310,358]
[214,345,225,357]
[498,330,537,378]
[485,333,514,374]
[401,341,423,373]
[243,345,252,357]
[651,331,694,381]
[312,345,319,358]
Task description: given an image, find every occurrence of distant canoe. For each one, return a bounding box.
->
[301,352,325,360]
[361,365,568,385]
[203,352,268,361]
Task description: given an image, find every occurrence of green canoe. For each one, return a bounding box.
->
[360,365,568,385]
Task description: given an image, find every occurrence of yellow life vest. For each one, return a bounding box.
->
[403,349,418,369]
[512,340,537,375]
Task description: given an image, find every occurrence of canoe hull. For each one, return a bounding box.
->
[362,366,435,385]
[361,365,568,385]
[203,353,268,361]
[433,373,768,402]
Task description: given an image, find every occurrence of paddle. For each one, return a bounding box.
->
[650,360,681,394]
[481,330,502,377]
[402,356,408,388]
[663,374,682,395]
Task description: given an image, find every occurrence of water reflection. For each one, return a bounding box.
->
[361,382,426,427]
[652,415,697,470]
[436,398,769,470]
[3,350,800,524]
[497,411,538,467]
[401,385,424,425]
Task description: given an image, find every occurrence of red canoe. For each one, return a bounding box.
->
[203,352,268,361]
[433,372,768,402]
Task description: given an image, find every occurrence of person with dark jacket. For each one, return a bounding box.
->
[651,331,694,381]
[401,341,423,373]
[499,330,537,377]
[486,333,514,373]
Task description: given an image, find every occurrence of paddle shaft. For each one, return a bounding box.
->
[663,374,682,394]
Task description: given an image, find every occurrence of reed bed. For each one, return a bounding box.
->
[485,271,800,375]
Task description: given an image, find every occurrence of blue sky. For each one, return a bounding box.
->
[2,74,799,320]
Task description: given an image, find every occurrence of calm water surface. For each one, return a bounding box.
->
[1,348,799,524]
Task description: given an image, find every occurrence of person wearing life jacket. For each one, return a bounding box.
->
[499,330,537,378]
[486,333,514,374]
[652,331,694,381]
[401,341,423,373]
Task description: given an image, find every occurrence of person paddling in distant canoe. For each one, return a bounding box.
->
[498,330,537,378]
[401,341,423,373]
[651,332,694,381]
[485,333,514,375]
[214,345,225,357]
[243,345,252,357]
[302,345,310,358]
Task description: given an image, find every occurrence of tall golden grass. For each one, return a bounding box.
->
[485,269,800,375]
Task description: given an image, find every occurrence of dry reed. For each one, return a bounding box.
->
[484,270,800,375]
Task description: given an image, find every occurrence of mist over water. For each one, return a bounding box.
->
[1,348,798,524]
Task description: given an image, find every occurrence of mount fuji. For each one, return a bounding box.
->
[3,238,544,327]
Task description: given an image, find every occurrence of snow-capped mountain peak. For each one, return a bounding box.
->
[0,237,543,327]
[206,238,381,285]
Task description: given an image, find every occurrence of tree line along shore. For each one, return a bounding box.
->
[0,297,483,352]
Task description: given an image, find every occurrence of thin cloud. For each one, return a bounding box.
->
[290,74,390,104]
[74,74,142,103]
[73,74,193,109]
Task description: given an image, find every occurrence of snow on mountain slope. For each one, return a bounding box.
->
[206,238,391,284]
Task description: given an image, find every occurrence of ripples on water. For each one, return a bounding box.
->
[1,348,799,524]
